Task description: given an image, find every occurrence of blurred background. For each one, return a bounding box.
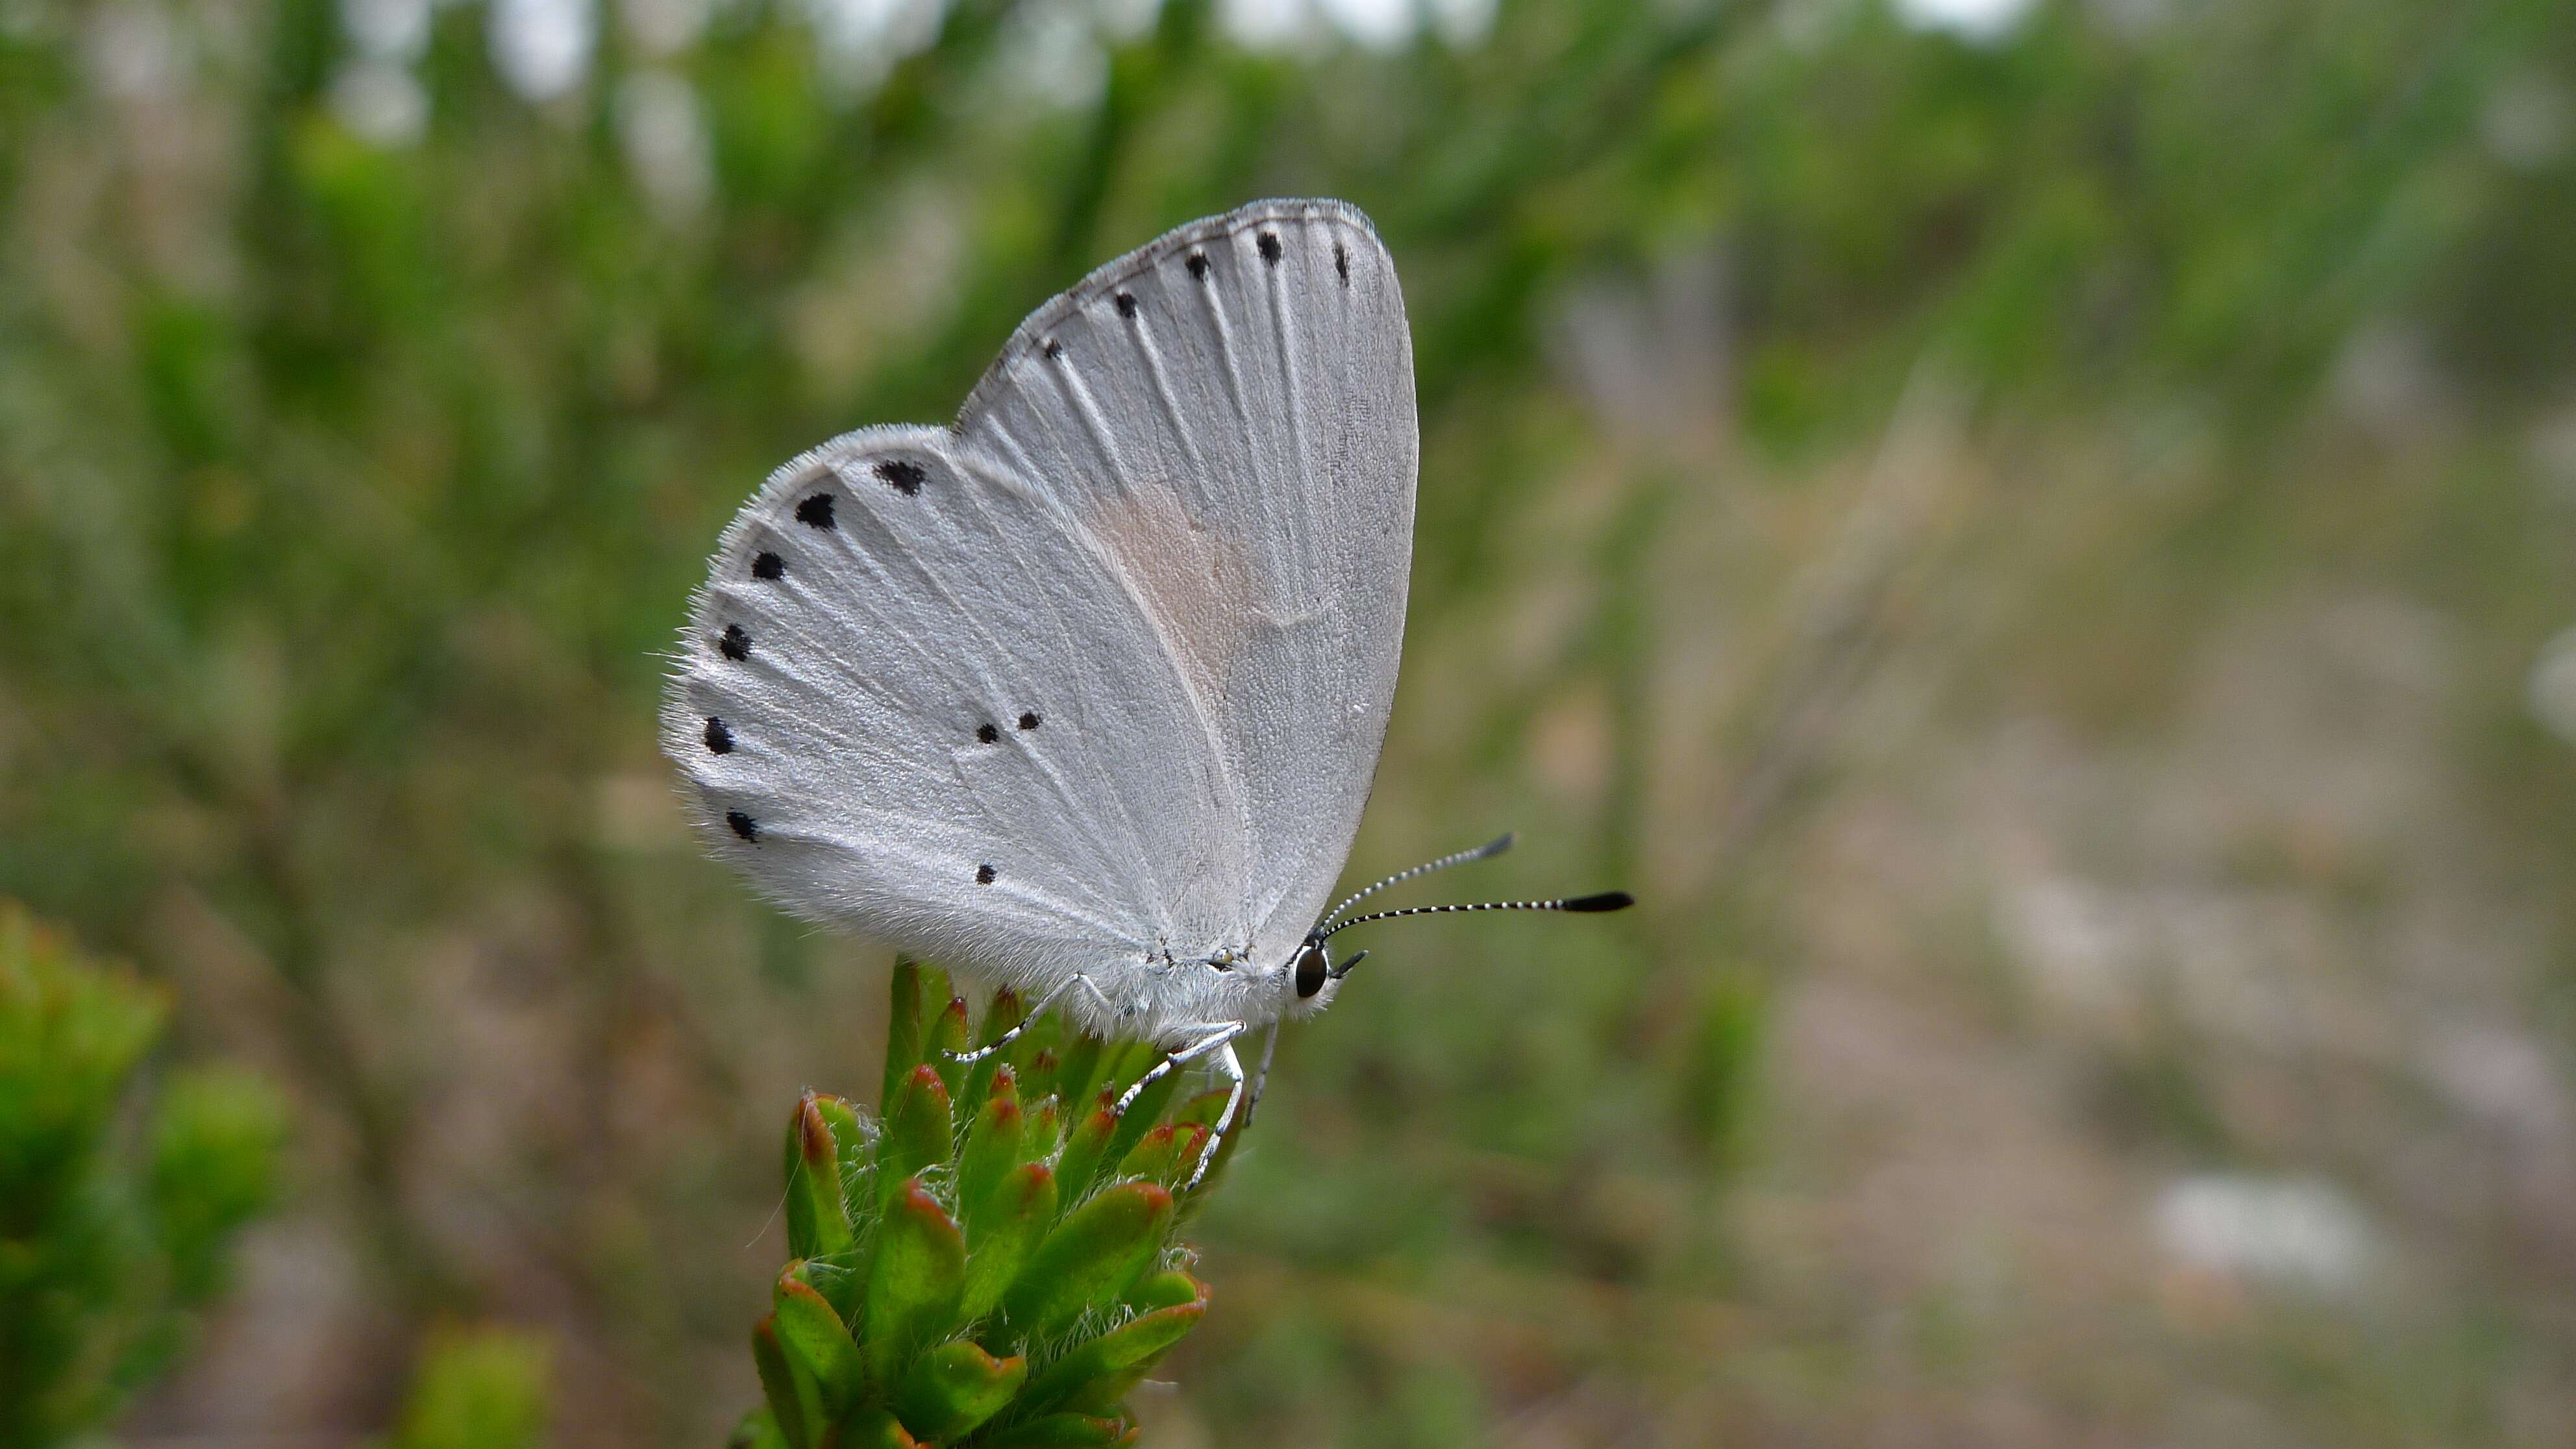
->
[5,0,2576,1443]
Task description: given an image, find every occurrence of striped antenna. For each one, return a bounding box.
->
[1319,832,1515,930]
[1317,891,1634,941]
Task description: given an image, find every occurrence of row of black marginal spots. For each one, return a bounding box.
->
[1045,228,1353,361]
[727,458,927,591]
[1174,229,1343,281]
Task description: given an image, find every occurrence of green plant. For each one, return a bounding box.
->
[735,960,1234,1449]
[379,1325,554,1449]
[0,902,288,1448]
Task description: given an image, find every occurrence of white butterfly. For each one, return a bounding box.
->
[664,199,1627,1181]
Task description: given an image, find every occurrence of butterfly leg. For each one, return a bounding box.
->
[1113,1020,1245,1115]
[1239,1022,1282,1129]
[1184,1035,1248,1191]
[1106,1021,1250,1189]
[943,973,1115,1064]
[1111,1021,1253,1192]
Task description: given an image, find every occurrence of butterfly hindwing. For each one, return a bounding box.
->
[666,424,1235,986]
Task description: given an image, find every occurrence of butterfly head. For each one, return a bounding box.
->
[1279,935,1366,1018]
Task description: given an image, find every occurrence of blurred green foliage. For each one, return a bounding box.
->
[0,904,286,1448]
[380,1326,556,1449]
[2,0,2574,1444]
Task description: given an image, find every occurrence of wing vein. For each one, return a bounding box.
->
[937,441,1178,939]
[1048,360,1137,493]
[1126,312,1215,498]
[837,475,1145,930]
[971,417,1199,923]
[1256,237,1326,923]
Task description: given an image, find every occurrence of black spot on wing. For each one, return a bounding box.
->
[1257,232,1283,265]
[719,625,750,661]
[1334,242,1349,284]
[976,723,999,744]
[751,551,784,580]
[1043,339,1063,361]
[975,863,997,885]
[727,810,758,842]
[795,493,835,529]
[1185,252,1209,280]
[1115,291,1137,318]
[876,459,925,495]
[703,717,733,754]
[1017,712,1041,730]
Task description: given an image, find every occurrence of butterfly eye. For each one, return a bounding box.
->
[1293,944,1328,999]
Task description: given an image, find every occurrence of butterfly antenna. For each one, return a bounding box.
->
[1320,832,1516,930]
[1318,891,1635,943]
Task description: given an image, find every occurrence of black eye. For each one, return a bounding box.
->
[1293,945,1328,999]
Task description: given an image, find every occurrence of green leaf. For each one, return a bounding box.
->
[772,1271,863,1412]
[1126,1270,1205,1314]
[841,1407,919,1449]
[982,986,1029,1040]
[1052,1035,1106,1113]
[1017,1043,1063,1104]
[810,1093,869,1185]
[1025,1094,1064,1157]
[1050,1092,1119,1210]
[960,987,1026,1115]
[928,994,971,1099]
[1113,1123,1208,1192]
[976,1411,1133,1448]
[883,959,930,1111]
[861,1179,967,1389]
[786,1091,855,1261]
[1002,1182,1174,1341]
[1015,1286,1208,1418]
[960,1162,1058,1324]
[956,1067,1024,1217]
[1171,1088,1233,1129]
[876,1065,952,1214]
[893,1339,1027,1440]
[1096,1067,1182,1183]
[1007,1008,1064,1086]
[793,1256,862,1330]
[915,965,953,1021]
[1096,1042,1159,1098]
[751,1316,823,1449]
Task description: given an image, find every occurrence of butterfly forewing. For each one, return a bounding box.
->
[665,199,1417,1008]
[960,201,1417,965]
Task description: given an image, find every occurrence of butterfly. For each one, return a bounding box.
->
[665,199,1628,1182]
